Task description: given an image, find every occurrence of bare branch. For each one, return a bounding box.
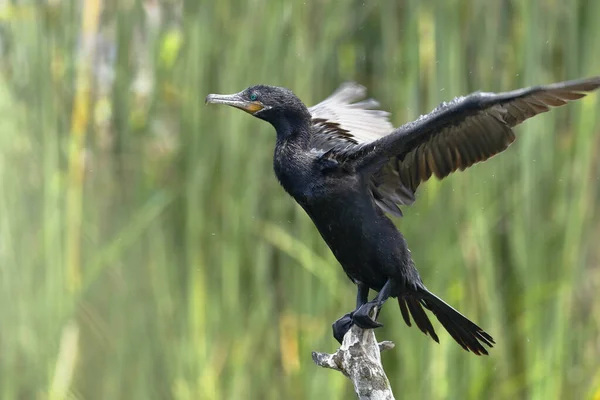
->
[312,325,395,400]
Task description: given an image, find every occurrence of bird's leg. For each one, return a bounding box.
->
[352,279,394,329]
[332,283,369,343]
[356,281,370,308]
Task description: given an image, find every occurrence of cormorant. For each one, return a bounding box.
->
[206,77,600,355]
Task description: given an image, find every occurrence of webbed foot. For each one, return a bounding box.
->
[332,312,354,344]
[352,301,383,329]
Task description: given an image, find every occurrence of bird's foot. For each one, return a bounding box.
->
[352,301,383,330]
[332,300,384,344]
[332,312,354,344]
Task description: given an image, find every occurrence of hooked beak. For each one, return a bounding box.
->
[205,92,267,114]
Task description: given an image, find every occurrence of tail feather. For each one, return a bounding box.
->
[433,308,484,353]
[398,288,494,355]
[432,310,471,351]
[398,297,412,327]
[405,296,439,342]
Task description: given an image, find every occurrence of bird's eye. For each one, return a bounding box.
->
[249,93,258,101]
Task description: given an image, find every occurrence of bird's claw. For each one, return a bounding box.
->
[332,302,383,344]
[352,302,383,329]
[332,312,354,344]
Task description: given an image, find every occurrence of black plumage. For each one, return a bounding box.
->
[206,77,600,355]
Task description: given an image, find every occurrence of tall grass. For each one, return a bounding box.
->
[0,1,599,399]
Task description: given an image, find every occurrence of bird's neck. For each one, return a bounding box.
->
[274,117,312,150]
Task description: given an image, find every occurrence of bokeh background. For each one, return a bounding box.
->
[1,0,599,399]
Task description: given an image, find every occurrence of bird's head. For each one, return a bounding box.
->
[206,85,311,135]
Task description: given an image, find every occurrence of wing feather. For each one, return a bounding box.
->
[308,83,412,217]
[306,77,600,216]
[339,76,600,194]
[308,82,394,149]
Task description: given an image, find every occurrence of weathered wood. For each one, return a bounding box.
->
[312,324,396,400]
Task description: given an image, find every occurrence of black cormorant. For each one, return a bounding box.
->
[206,77,600,355]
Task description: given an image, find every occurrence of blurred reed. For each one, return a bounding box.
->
[0,0,599,399]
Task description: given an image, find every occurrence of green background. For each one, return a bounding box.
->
[1,0,599,399]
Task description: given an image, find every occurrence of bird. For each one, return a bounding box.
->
[206,76,600,355]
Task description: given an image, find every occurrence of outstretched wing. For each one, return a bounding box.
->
[308,83,414,216]
[338,76,600,196]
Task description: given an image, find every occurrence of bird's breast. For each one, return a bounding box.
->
[273,161,312,201]
[273,148,327,202]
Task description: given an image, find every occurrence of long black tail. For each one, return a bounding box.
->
[398,288,495,355]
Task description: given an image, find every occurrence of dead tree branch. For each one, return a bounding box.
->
[312,324,396,400]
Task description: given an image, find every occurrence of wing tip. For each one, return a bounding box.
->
[331,81,367,102]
